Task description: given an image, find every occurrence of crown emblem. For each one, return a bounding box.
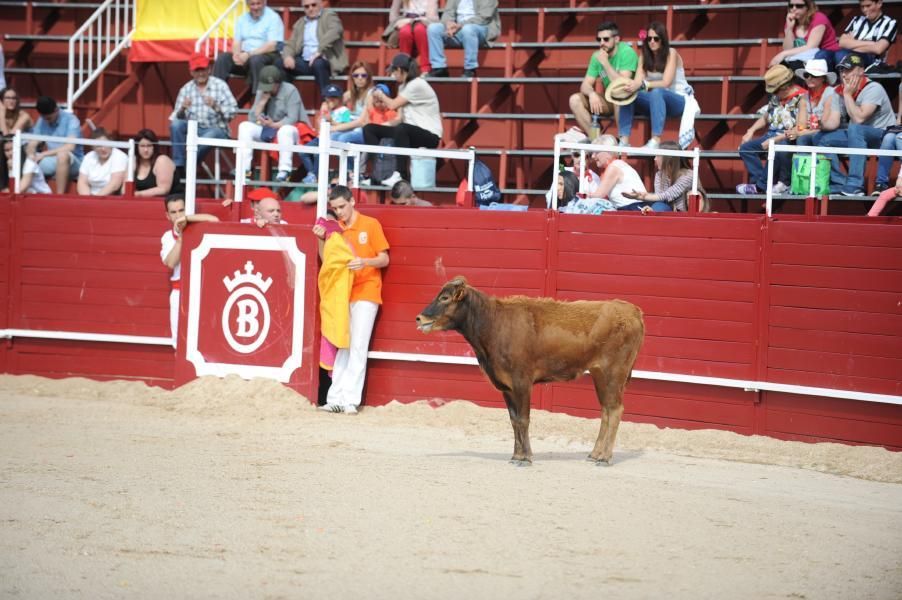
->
[223,261,273,293]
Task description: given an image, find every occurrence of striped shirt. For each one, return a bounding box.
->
[843,13,898,61]
[170,76,238,131]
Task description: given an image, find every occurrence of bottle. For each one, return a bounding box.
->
[590,113,601,139]
[809,114,820,131]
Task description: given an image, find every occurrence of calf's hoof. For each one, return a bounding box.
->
[587,454,613,466]
[509,457,532,467]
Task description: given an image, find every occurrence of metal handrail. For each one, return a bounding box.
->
[67,0,135,110]
[195,0,246,59]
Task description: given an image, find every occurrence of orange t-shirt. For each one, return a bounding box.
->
[341,212,389,304]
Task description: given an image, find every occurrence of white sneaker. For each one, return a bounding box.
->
[381,171,403,187]
[643,139,660,149]
[318,404,344,413]
[772,181,788,194]
[344,405,358,415]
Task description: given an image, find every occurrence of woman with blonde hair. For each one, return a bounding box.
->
[334,61,376,145]
[382,0,439,75]
[769,0,839,70]
[623,141,707,212]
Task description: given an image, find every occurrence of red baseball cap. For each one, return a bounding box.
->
[188,52,211,71]
[246,187,281,203]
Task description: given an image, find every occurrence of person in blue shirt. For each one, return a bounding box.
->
[25,96,83,194]
[212,0,284,93]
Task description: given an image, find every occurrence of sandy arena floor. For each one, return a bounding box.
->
[1,374,901,599]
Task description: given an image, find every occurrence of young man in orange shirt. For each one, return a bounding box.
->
[312,185,390,414]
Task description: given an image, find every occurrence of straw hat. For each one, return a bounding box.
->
[604,77,639,106]
[764,64,794,93]
[794,58,837,85]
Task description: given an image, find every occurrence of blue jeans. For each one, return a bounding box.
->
[619,201,673,212]
[170,119,230,167]
[813,49,836,72]
[427,22,488,70]
[876,131,902,186]
[618,88,686,138]
[283,55,331,96]
[739,130,780,191]
[805,129,849,192]
[302,128,365,174]
[846,123,886,192]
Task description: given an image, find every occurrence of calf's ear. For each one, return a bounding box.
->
[451,282,468,302]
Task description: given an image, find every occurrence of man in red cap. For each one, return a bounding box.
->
[169,52,238,186]
[236,187,287,227]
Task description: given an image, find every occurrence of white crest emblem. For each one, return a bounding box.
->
[358,231,368,245]
[222,261,273,354]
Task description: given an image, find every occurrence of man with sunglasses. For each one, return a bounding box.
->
[569,21,638,139]
[282,0,348,96]
[212,0,284,94]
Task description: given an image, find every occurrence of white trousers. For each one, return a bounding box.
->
[169,289,179,349]
[237,121,298,174]
[327,300,379,408]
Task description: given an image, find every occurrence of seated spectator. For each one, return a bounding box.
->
[812,52,894,195]
[623,141,702,212]
[836,0,897,72]
[212,0,283,94]
[874,82,902,195]
[300,83,351,184]
[735,65,806,195]
[1,136,51,194]
[0,88,33,136]
[769,0,840,70]
[236,65,308,181]
[77,128,128,196]
[367,83,400,125]
[426,0,500,78]
[568,21,638,141]
[793,58,837,135]
[170,53,238,178]
[363,53,442,187]
[589,133,647,209]
[390,179,433,205]
[556,170,580,209]
[133,129,175,197]
[26,96,83,194]
[618,22,694,149]
[384,0,439,75]
[337,62,376,144]
[869,173,901,216]
[545,138,602,208]
[281,0,348,96]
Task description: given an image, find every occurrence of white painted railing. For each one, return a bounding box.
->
[67,0,136,110]
[195,0,246,60]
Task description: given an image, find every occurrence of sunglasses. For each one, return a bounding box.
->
[302,2,318,7]
[646,35,662,42]
[803,72,822,79]
[596,36,612,43]
[352,73,369,79]
[788,2,806,8]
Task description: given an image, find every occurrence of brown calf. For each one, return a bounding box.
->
[415,276,645,465]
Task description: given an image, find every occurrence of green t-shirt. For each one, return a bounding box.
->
[585,41,639,88]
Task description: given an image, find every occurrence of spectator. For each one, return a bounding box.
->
[556,170,580,209]
[618,22,694,149]
[1,137,51,194]
[26,96,83,194]
[390,179,434,205]
[338,61,376,144]
[568,21,639,142]
[282,0,348,96]
[868,173,901,216]
[0,87,33,136]
[735,65,806,195]
[161,194,219,347]
[545,137,602,208]
[237,65,308,182]
[794,58,837,134]
[77,128,128,196]
[133,129,175,197]
[253,195,284,227]
[170,53,238,178]
[212,0,283,93]
[363,53,442,187]
[589,133,647,209]
[300,83,349,184]
[816,52,895,195]
[623,141,701,212]
[383,0,439,75]
[874,82,902,195]
[426,0,500,78]
[836,0,898,72]
[769,0,840,70]
[367,83,400,125]
[312,185,390,415]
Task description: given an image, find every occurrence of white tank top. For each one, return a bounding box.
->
[608,160,646,207]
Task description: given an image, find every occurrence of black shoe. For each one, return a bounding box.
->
[429,67,449,78]
[462,69,477,78]
[872,183,889,196]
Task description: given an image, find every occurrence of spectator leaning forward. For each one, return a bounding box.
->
[27,96,83,194]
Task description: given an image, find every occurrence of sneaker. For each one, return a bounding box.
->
[429,67,449,78]
[872,183,889,196]
[359,177,372,186]
[381,171,403,187]
[618,137,630,147]
[344,405,358,415]
[301,172,317,185]
[462,69,477,78]
[772,181,788,194]
[840,189,864,197]
[643,139,660,149]
[735,183,759,195]
[318,404,344,413]
[275,170,291,183]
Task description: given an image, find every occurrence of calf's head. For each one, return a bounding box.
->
[415,276,470,333]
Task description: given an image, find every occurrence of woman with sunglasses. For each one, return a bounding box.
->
[336,61,376,145]
[383,0,438,75]
[618,22,693,149]
[769,0,839,70]
[0,88,33,136]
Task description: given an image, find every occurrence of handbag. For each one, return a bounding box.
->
[791,153,831,197]
[410,154,436,189]
[372,138,397,183]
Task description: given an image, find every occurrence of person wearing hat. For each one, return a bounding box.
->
[169,52,238,180]
[281,0,348,96]
[212,0,284,94]
[794,58,837,134]
[735,64,806,196]
[836,0,897,73]
[426,0,500,78]
[25,96,83,194]
[236,64,309,183]
[299,83,351,184]
[363,53,442,187]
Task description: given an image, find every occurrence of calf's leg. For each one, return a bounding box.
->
[588,366,626,465]
[502,382,533,465]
